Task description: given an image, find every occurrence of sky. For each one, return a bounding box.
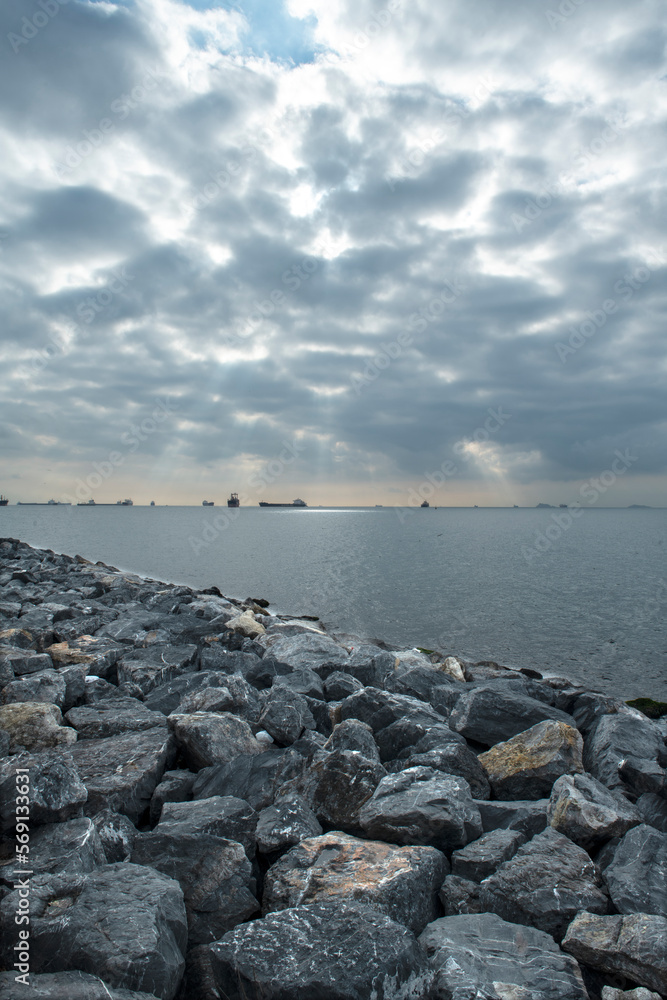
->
[1,0,666,507]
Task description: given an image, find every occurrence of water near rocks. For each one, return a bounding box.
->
[1,504,665,699]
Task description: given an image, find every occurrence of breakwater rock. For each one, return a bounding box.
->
[0,537,665,1000]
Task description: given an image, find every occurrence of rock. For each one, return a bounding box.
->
[157,795,258,859]
[150,769,196,825]
[0,749,87,829]
[440,655,466,681]
[70,727,176,823]
[324,670,364,701]
[192,749,305,810]
[548,773,641,848]
[93,809,138,862]
[476,797,550,839]
[59,663,88,711]
[144,670,232,715]
[478,719,584,800]
[65,701,167,738]
[0,702,77,752]
[438,875,485,915]
[451,828,526,882]
[167,711,263,770]
[602,824,667,917]
[117,645,198,695]
[0,971,162,999]
[47,636,124,679]
[263,632,350,673]
[0,646,53,676]
[375,718,463,763]
[390,745,491,800]
[0,816,105,884]
[255,795,323,854]
[176,674,261,723]
[636,792,667,833]
[420,912,590,1000]
[311,749,387,830]
[263,831,447,933]
[198,900,433,1000]
[601,989,662,1000]
[584,714,666,794]
[449,684,577,746]
[340,687,445,734]
[323,718,380,761]
[384,662,461,711]
[0,864,187,1000]
[571,691,624,733]
[360,767,483,851]
[274,667,324,700]
[480,827,609,940]
[618,756,667,798]
[225,610,266,638]
[257,685,316,745]
[131,831,259,946]
[2,668,67,709]
[562,911,667,995]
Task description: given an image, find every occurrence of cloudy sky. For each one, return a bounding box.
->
[1,0,666,506]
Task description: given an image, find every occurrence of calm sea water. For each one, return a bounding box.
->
[2,505,665,700]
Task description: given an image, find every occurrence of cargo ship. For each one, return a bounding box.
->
[227,493,240,507]
[202,500,214,506]
[0,496,8,506]
[259,498,307,507]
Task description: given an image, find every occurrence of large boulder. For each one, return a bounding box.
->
[548,772,641,848]
[419,912,589,1000]
[70,727,176,823]
[167,711,263,770]
[156,796,258,859]
[340,687,445,734]
[0,702,77,752]
[93,809,138,862]
[47,636,123,679]
[176,675,261,723]
[478,719,583,799]
[0,647,53,676]
[476,797,549,839]
[0,971,161,999]
[0,749,87,829]
[131,831,259,945]
[195,900,434,999]
[64,701,167,739]
[583,714,666,794]
[450,828,526,882]
[0,864,187,1000]
[192,749,305,810]
[323,718,380,761]
[117,645,198,695]
[262,632,350,673]
[255,795,322,854]
[0,817,105,883]
[602,824,667,917]
[2,668,66,709]
[310,749,387,830]
[359,767,483,851]
[636,791,667,833]
[449,685,576,746]
[262,831,447,933]
[479,827,609,940]
[563,912,667,995]
[257,685,317,745]
[390,744,491,800]
[149,770,196,826]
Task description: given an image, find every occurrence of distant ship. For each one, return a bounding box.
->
[77,499,96,506]
[227,493,240,507]
[259,498,307,507]
[202,500,215,506]
[0,496,8,506]
[421,500,430,508]
[116,499,133,505]
[150,500,156,506]
[18,499,70,505]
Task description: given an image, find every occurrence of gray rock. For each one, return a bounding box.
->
[263,831,447,933]
[324,670,364,701]
[255,795,322,854]
[167,711,262,770]
[476,797,549,839]
[548,772,641,848]
[0,749,87,829]
[274,667,324,700]
[117,645,198,695]
[150,769,196,826]
[2,668,66,709]
[0,971,161,999]
[65,701,167,739]
[144,670,230,715]
[0,816,105,883]
[438,875,485,916]
[389,745,491,800]
[0,701,77,752]
[340,687,445,734]
[263,632,351,673]
[257,685,317,745]
[420,912,590,1000]
[478,719,584,800]
[618,756,667,798]
[192,748,305,810]
[323,718,380,761]
[311,749,387,830]
[571,691,624,733]
[375,718,463,763]
[200,900,434,999]
[636,792,667,833]
[70,726,176,823]
[131,831,259,946]
[584,714,666,793]
[47,635,123,680]
[601,988,663,1000]
[451,828,526,882]
[157,795,258,858]
[0,646,53,676]
[93,809,138,862]
[384,662,463,711]
[603,824,667,917]
[480,827,609,940]
[176,674,261,722]
[360,766,483,851]
[449,684,577,746]
[59,663,88,711]
[562,911,667,995]
[0,864,187,1000]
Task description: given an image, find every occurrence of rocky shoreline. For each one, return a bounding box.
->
[0,536,665,1000]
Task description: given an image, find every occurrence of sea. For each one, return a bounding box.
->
[2,504,665,701]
